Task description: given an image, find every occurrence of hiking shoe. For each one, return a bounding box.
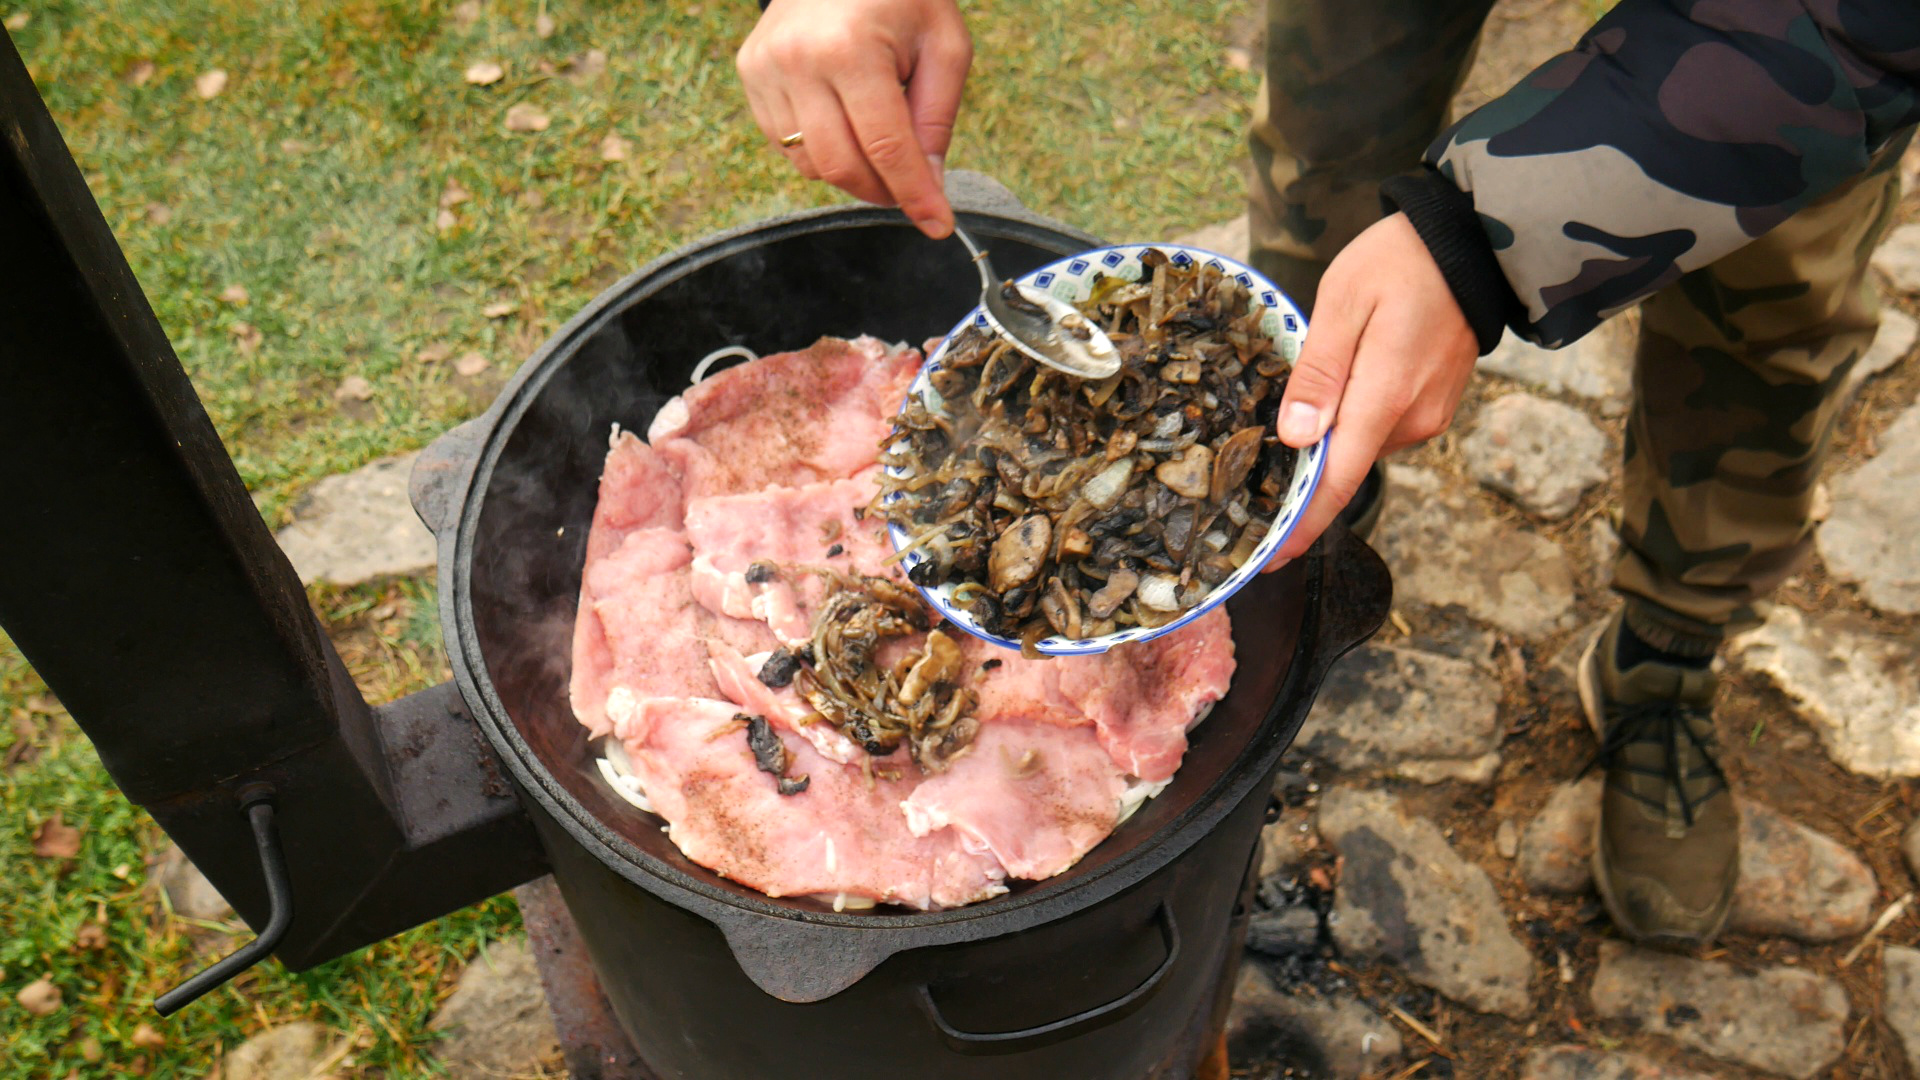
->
[1577,615,1738,945]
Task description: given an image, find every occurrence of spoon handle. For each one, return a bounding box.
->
[951,223,998,296]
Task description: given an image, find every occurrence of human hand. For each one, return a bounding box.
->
[1264,212,1480,568]
[736,0,971,239]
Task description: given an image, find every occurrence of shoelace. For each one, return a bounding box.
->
[1580,701,1728,827]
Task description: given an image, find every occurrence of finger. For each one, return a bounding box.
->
[789,79,892,206]
[905,22,971,176]
[1267,352,1407,566]
[837,66,951,237]
[1276,282,1368,448]
[744,81,820,180]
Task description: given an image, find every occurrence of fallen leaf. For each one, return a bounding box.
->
[369,602,398,622]
[454,351,490,377]
[73,922,107,951]
[131,1024,165,1051]
[279,138,310,155]
[218,284,249,305]
[194,69,228,100]
[439,178,471,209]
[452,0,482,26]
[333,375,375,402]
[482,301,516,319]
[79,1037,102,1063]
[110,863,130,879]
[16,978,58,1015]
[435,207,458,233]
[24,694,60,715]
[535,10,556,37]
[504,103,550,133]
[599,133,630,162]
[4,11,28,31]
[144,203,172,226]
[126,60,156,86]
[463,60,504,86]
[1224,46,1251,72]
[6,711,40,771]
[32,813,82,859]
[415,342,453,363]
[229,322,263,354]
[563,48,607,83]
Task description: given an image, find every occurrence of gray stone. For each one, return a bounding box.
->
[214,1022,335,1080]
[1520,1045,1716,1080]
[1495,819,1519,860]
[428,937,562,1076]
[1589,941,1848,1078]
[1852,308,1917,395]
[1245,906,1321,957]
[1374,466,1577,639]
[273,452,437,586]
[1517,779,1877,942]
[154,843,233,922]
[1295,643,1503,784]
[1318,787,1534,1017]
[1732,605,1920,776]
[1461,393,1610,519]
[1518,776,1603,895]
[1883,945,1920,1071]
[1588,516,1621,576]
[1227,963,1404,1078]
[1731,799,1878,941]
[1477,316,1634,415]
[1819,402,1920,614]
[1171,215,1249,262]
[1258,809,1319,881]
[1873,222,1920,294]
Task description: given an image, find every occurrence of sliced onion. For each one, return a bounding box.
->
[1136,573,1181,611]
[1084,457,1135,509]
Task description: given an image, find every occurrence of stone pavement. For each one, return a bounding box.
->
[1186,213,1920,1075]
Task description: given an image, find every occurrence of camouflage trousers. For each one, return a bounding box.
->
[1247,0,1904,654]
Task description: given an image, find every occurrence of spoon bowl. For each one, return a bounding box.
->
[954,223,1121,379]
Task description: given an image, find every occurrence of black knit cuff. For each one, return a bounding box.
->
[1380,169,1519,356]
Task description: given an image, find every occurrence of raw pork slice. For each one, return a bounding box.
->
[901,720,1128,879]
[570,432,689,735]
[706,641,865,766]
[651,337,919,501]
[684,470,899,643]
[963,608,1235,782]
[618,696,1007,909]
[574,527,775,736]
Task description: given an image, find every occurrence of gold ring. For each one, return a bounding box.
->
[779,131,804,148]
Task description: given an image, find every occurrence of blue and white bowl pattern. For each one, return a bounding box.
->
[885,243,1327,656]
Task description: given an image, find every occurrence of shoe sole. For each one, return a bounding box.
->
[1577,623,1730,949]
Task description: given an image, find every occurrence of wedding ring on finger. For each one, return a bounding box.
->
[779,131,804,148]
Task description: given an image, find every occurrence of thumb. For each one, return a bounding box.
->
[1276,286,1368,448]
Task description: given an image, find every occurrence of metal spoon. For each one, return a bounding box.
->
[953,223,1120,380]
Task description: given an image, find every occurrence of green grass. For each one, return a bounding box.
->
[2,0,1258,1074]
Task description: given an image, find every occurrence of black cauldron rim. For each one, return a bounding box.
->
[417,177,1390,1001]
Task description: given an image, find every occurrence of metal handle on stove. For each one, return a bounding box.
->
[915,901,1181,1054]
[154,785,292,1016]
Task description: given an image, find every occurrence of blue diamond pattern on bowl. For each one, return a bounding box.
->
[1235,273,1253,287]
[893,241,1323,656]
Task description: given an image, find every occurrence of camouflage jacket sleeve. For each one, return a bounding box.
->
[1396,0,1920,351]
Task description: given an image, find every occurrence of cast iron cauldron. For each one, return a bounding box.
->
[407,174,1390,1079]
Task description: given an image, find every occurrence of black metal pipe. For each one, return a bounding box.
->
[154,792,293,1016]
[0,29,545,974]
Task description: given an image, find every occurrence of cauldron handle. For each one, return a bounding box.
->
[410,417,488,536]
[913,901,1181,1054]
